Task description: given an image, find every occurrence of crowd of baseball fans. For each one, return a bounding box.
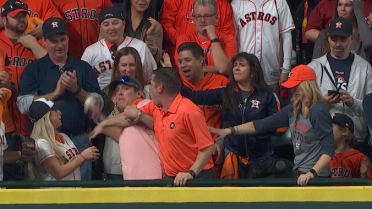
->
[0,0,371,186]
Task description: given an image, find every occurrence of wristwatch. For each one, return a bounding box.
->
[309,168,318,178]
[188,170,196,179]
[211,38,220,43]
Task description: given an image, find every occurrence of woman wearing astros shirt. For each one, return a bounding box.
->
[180,52,292,179]
[27,98,100,181]
[209,65,335,186]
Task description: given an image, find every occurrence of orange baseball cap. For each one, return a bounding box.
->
[281,65,316,88]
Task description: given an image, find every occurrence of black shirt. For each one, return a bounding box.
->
[327,53,354,91]
[19,55,101,135]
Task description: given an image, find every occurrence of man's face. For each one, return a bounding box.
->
[4,12,28,34]
[100,18,125,44]
[149,74,161,106]
[178,50,204,84]
[114,83,139,112]
[328,35,352,59]
[193,4,217,35]
[44,34,69,61]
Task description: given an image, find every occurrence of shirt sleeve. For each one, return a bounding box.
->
[278,0,295,33]
[309,103,334,158]
[140,101,157,117]
[159,0,181,46]
[81,61,102,94]
[36,139,56,164]
[253,104,292,134]
[305,1,327,31]
[180,84,224,106]
[184,109,214,151]
[18,63,39,96]
[141,44,157,82]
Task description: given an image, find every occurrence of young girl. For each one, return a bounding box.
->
[330,113,371,178]
[210,65,335,185]
[28,98,100,180]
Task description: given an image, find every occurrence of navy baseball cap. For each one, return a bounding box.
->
[42,17,67,38]
[328,17,352,38]
[98,7,124,24]
[109,76,143,92]
[332,113,354,133]
[29,98,61,122]
[1,0,28,17]
[363,94,372,129]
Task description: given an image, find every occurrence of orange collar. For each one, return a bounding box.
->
[131,98,143,106]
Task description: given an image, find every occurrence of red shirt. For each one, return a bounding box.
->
[52,0,112,58]
[175,32,237,68]
[305,0,372,32]
[329,149,367,178]
[160,0,236,61]
[140,93,214,176]
[0,32,42,135]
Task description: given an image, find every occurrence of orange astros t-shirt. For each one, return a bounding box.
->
[140,93,214,176]
[183,73,229,139]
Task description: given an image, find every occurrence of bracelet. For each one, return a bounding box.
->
[79,154,87,161]
[188,170,196,179]
[133,109,142,123]
[73,86,81,95]
[309,168,318,178]
[229,127,236,135]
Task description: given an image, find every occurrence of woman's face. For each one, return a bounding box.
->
[49,110,62,130]
[131,0,151,13]
[292,84,306,102]
[233,58,251,83]
[118,54,137,77]
[337,0,353,19]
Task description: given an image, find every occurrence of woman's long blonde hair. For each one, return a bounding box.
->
[28,112,64,180]
[291,80,325,118]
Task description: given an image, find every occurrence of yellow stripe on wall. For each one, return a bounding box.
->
[1,186,372,204]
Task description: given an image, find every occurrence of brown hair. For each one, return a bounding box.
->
[111,47,145,86]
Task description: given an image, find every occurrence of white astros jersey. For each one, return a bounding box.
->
[35,133,80,181]
[81,37,157,90]
[232,0,294,85]
[0,122,8,181]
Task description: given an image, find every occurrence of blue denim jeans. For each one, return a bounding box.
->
[70,133,91,180]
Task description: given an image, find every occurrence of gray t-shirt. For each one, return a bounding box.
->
[254,102,334,176]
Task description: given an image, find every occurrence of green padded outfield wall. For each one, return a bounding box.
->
[1,186,372,209]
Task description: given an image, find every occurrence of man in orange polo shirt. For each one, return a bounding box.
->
[90,67,215,186]
[134,67,215,185]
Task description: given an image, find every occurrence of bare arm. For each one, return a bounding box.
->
[205,25,231,74]
[360,156,371,178]
[18,35,47,59]
[3,150,21,163]
[305,29,320,43]
[173,145,216,186]
[297,154,331,186]
[41,146,99,180]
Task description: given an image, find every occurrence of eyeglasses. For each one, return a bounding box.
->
[110,44,118,60]
[193,13,217,21]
